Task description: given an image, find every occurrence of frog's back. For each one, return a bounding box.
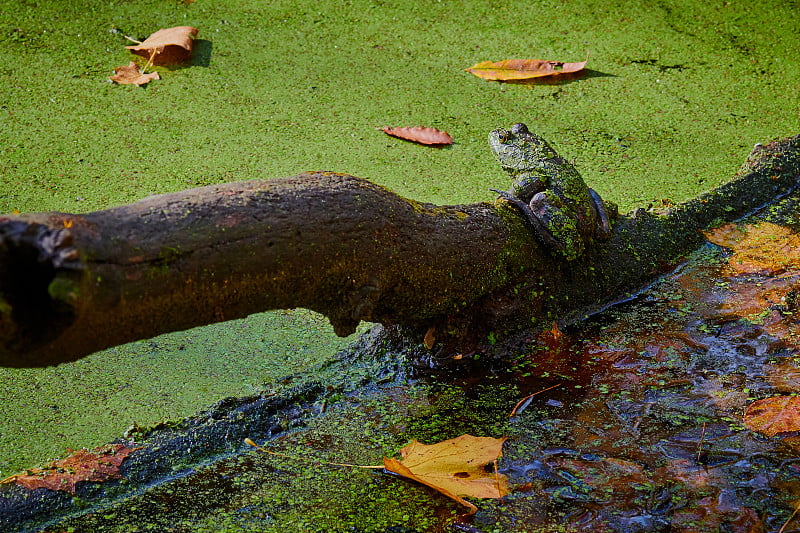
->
[489,123,583,201]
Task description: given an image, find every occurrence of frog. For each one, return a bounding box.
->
[488,122,612,260]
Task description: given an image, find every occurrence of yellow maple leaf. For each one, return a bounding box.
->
[382,434,508,514]
[704,222,800,274]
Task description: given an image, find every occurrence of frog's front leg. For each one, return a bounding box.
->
[490,188,567,252]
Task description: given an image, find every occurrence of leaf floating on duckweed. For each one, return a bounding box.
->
[382,434,508,514]
[0,444,136,494]
[126,26,199,65]
[465,56,588,81]
[111,26,198,86]
[110,61,160,86]
[380,126,453,146]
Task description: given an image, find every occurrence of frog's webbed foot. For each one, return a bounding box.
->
[588,188,612,241]
[490,188,565,251]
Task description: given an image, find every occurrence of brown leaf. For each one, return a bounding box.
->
[126,26,198,65]
[380,126,453,146]
[423,326,436,350]
[465,56,588,81]
[743,396,800,437]
[382,434,508,514]
[109,61,160,86]
[0,444,136,494]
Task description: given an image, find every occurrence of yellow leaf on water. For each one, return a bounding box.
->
[703,222,800,274]
[382,434,508,514]
[465,56,588,81]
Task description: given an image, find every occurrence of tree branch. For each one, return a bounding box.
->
[2,136,798,367]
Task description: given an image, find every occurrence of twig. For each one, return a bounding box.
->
[778,500,800,533]
[696,421,707,463]
[509,383,561,418]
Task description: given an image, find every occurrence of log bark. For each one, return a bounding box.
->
[1,136,799,368]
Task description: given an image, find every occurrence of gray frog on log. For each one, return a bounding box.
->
[490,123,614,260]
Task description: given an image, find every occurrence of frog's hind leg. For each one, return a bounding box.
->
[529,192,583,260]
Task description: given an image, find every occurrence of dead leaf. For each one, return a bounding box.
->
[766,359,800,393]
[382,434,508,514]
[465,56,588,81]
[126,26,198,65]
[423,326,436,350]
[109,61,160,86]
[704,222,800,275]
[0,444,136,494]
[380,126,453,146]
[743,396,800,437]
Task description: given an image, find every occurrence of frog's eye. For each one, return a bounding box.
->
[497,131,511,143]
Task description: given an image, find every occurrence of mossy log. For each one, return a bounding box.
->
[1,136,798,367]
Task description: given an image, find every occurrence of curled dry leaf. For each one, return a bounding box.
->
[0,444,136,494]
[465,56,588,81]
[126,26,199,65]
[743,395,800,437]
[382,434,508,514]
[110,61,160,86]
[381,126,453,146]
[423,326,436,350]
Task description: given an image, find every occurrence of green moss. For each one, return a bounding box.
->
[47,276,79,305]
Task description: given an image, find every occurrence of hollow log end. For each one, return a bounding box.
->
[0,219,83,362]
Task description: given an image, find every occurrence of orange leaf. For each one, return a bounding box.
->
[382,434,508,514]
[743,396,800,437]
[126,26,198,65]
[0,444,136,494]
[465,56,588,81]
[703,222,800,274]
[381,126,453,146]
[110,61,160,86]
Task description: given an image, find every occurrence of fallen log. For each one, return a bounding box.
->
[1,136,798,367]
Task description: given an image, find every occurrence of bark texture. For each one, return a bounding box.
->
[1,136,798,367]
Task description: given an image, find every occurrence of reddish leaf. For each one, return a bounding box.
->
[126,26,198,65]
[743,396,800,437]
[0,444,136,494]
[465,56,588,81]
[109,61,160,86]
[380,126,453,146]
